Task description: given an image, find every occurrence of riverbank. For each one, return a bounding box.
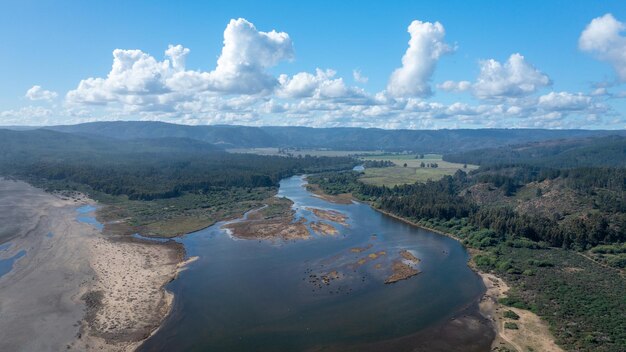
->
[0,179,187,352]
[304,181,353,204]
[307,182,563,352]
[372,208,564,351]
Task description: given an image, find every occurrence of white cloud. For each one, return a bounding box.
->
[25,85,58,101]
[590,87,609,96]
[8,17,616,130]
[352,69,368,84]
[472,53,551,99]
[538,92,592,111]
[0,106,54,125]
[277,69,333,98]
[387,20,452,97]
[579,13,626,81]
[67,18,293,107]
[437,80,471,92]
[277,68,367,101]
[201,18,293,93]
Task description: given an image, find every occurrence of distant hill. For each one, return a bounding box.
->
[443,135,626,168]
[0,128,355,201]
[45,121,626,153]
[0,128,222,161]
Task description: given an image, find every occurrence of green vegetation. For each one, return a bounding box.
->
[49,121,626,153]
[503,310,520,320]
[308,136,626,352]
[504,322,519,330]
[226,147,379,157]
[96,187,275,237]
[0,129,356,237]
[444,135,626,168]
[358,153,478,186]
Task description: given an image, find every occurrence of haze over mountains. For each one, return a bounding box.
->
[36,121,626,153]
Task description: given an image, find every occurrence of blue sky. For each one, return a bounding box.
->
[2,0,626,129]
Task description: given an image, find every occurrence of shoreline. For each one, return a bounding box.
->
[311,185,563,352]
[75,223,189,352]
[0,178,192,352]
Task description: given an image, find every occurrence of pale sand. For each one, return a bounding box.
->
[478,272,564,352]
[0,179,187,352]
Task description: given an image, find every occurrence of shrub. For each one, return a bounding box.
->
[499,296,530,310]
[503,310,520,320]
[504,322,519,330]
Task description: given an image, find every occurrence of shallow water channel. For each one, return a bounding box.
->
[140,175,485,351]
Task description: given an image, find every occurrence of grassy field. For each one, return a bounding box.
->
[42,180,277,238]
[359,154,478,186]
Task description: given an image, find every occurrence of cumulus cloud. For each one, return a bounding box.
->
[67,18,293,107]
[199,18,293,93]
[579,13,626,81]
[0,106,54,125]
[472,53,551,99]
[10,17,613,130]
[352,70,368,84]
[387,20,452,97]
[437,80,471,92]
[25,85,58,101]
[538,92,592,111]
[277,69,367,101]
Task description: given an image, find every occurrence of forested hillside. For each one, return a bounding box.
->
[0,128,357,237]
[444,136,626,167]
[45,121,626,152]
[308,135,626,351]
[0,129,355,201]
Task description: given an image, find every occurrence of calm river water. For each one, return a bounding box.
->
[140,175,485,351]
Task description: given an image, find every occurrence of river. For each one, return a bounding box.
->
[140,175,488,351]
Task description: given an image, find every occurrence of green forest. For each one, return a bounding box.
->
[0,129,356,201]
[0,128,356,236]
[308,136,626,352]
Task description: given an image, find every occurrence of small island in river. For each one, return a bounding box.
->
[385,249,422,284]
[223,197,311,241]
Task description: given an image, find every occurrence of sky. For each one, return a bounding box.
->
[2,0,626,129]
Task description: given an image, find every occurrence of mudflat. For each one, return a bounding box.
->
[0,179,93,352]
[0,179,185,352]
[224,197,310,240]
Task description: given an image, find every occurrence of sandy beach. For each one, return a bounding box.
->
[478,272,564,352]
[0,179,186,352]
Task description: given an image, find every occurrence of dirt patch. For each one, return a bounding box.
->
[478,272,564,352]
[352,250,387,267]
[306,207,349,226]
[385,260,420,284]
[400,249,420,263]
[350,243,373,253]
[224,198,310,241]
[310,221,339,236]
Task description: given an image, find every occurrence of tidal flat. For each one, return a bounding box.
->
[0,179,186,352]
